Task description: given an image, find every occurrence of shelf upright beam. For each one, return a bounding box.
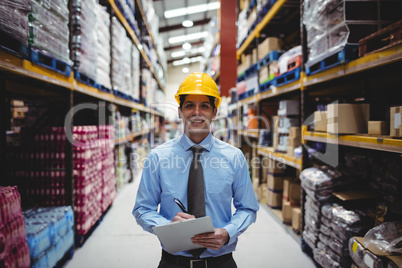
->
[0,76,7,186]
[219,0,237,97]
[65,91,74,207]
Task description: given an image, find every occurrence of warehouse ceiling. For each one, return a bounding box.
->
[152,0,220,66]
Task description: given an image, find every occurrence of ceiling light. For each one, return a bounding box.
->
[172,56,203,66]
[182,67,189,73]
[171,51,186,58]
[182,20,194,27]
[168,31,208,44]
[182,42,192,50]
[164,2,220,19]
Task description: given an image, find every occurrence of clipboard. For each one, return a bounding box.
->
[152,216,214,253]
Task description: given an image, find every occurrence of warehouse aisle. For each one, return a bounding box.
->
[65,175,315,268]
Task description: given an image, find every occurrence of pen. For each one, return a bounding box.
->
[173,198,188,214]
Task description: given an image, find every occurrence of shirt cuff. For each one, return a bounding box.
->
[223,223,238,245]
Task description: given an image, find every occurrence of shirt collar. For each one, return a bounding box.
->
[179,133,213,152]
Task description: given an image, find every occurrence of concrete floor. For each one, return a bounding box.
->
[64,175,316,268]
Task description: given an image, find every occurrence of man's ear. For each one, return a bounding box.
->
[212,108,217,118]
[178,107,182,119]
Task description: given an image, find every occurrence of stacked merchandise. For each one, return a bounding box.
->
[71,0,98,81]
[24,206,74,267]
[115,0,135,31]
[111,17,132,98]
[73,125,116,235]
[14,127,68,206]
[273,45,302,86]
[7,99,29,146]
[0,0,30,46]
[114,111,131,188]
[130,42,140,102]
[96,4,112,90]
[141,69,157,107]
[0,186,30,268]
[300,166,370,267]
[302,0,402,72]
[29,0,71,65]
[276,100,299,153]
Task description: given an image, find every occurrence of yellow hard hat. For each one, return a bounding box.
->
[175,72,222,108]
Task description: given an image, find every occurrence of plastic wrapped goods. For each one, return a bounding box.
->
[28,0,71,64]
[348,237,388,268]
[71,0,98,80]
[300,166,343,191]
[364,221,402,255]
[313,248,341,268]
[0,0,31,45]
[96,4,111,89]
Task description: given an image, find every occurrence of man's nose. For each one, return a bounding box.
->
[193,105,201,115]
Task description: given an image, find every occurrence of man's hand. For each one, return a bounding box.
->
[171,212,195,222]
[191,228,229,250]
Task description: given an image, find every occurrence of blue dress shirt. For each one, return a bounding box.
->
[133,133,259,258]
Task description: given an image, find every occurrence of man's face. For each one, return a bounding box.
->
[178,95,217,138]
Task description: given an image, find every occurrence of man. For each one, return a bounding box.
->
[133,73,259,268]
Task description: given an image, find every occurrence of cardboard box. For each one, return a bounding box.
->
[283,178,294,201]
[259,66,269,84]
[282,200,294,224]
[287,136,301,147]
[314,111,327,132]
[273,115,280,134]
[352,237,402,268]
[327,103,370,134]
[267,173,284,191]
[390,106,402,137]
[273,133,279,150]
[289,181,301,206]
[287,146,295,157]
[289,127,301,137]
[258,37,282,60]
[267,190,282,208]
[368,121,387,135]
[292,207,301,232]
[278,100,299,116]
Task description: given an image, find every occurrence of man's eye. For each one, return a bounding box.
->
[185,104,194,108]
[202,104,211,109]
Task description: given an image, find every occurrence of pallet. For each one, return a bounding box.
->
[96,83,112,93]
[75,205,112,247]
[272,67,301,87]
[259,79,274,93]
[0,30,29,58]
[238,90,256,100]
[30,47,72,77]
[74,71,97,87]
[245,63,258,77]
[257,50,281,70]
[306,45,359,76]
[237,73,246,82]
[113,89,131,101]
[359,19,402,57]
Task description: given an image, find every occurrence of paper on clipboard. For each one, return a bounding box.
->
[152,216,214,254]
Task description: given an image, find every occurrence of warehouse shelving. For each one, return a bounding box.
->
[134,0,166,75]
[108,0,165,92]
[302,129,402,154]
[258,146,302,170]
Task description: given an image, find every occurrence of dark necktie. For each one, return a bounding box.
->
[187,145,206,258]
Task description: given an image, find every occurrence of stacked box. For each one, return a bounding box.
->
[24,206,74,267]
[259,61,278,84]
[258,37,282,60]
[327,103,370,134]
[130,43,140,102]
[314,111,327,132]
[96,4,112,90]
[0,186,30,268]
[71,0,98,80]
[287,127,301,157]
[0,0,30,46]
[29,0,71,64]
[111,17,132,96]
[73,125,116,235]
